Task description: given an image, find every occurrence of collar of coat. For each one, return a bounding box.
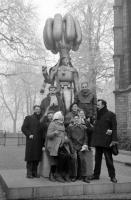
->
[97,107,108,120]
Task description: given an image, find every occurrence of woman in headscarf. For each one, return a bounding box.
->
[46,111,73,182]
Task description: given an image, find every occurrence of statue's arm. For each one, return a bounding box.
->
[42,66,51,84]
[49,61,60,84]
[73,70,79,94]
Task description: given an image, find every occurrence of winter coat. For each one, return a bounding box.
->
[74,89,97,118]
[67,123,87,151]
[91,107,117,148]
[64,110,79,128]
[21,114,43,161]
[46,121,65,156]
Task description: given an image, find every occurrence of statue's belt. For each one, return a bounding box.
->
[60,82,73,88]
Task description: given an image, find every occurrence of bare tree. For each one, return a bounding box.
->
[61,0,114,92]
[0,80,22,134]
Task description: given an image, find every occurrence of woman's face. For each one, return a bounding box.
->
[72,104,78,112]
[57,118,64,123]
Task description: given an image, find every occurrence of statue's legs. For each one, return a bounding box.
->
[60,82,74,113]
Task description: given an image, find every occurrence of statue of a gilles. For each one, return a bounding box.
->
[41,13,82,113]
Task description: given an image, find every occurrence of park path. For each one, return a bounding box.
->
[0,145,131,199]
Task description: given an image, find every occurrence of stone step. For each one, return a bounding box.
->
[0,185,7,200]
[0,169,131,200]
[39,193,131,199]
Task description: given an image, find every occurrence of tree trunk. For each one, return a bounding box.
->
[13,119,17,134]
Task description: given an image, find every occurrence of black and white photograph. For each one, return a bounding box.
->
[0,0,131,199]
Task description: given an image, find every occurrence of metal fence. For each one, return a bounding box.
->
[0,130,6,146]
[0,130,26,146]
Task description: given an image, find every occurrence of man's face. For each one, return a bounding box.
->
[34,106,41,115]
[97,101,104,110]
[49,87,56,95]
[47,113,54,121]
[81,83,88,90]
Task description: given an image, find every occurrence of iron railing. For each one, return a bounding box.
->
[0,130,26,146]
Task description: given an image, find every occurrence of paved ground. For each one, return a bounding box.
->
[0,145,131,199]
[0,146,25,169]
[0,145,131,178]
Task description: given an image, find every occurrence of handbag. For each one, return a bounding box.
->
[112,144,119,156]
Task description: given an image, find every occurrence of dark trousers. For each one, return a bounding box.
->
[70,150,88,178]
[26,161,39,176]
[94,147,115,178]
[57,151,71,177]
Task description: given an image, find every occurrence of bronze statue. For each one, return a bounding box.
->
[41,13,82,112]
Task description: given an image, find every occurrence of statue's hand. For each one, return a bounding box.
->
[42,66,47,75]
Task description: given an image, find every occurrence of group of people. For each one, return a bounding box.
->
[21,82,118,184]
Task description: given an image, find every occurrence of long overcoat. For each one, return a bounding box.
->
[46,121,65,156]
[21,114,43,161]
[91,107,117,148]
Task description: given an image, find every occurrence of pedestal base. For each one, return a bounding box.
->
[83,150,93,176]
[38,150,50,178]
[38,150,93,178]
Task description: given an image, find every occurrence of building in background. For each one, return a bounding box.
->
[114,0,131,137]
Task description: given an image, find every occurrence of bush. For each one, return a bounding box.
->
[118,134,131,151]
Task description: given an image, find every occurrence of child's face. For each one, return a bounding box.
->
[74,116,79,124]
[79,110,85,118]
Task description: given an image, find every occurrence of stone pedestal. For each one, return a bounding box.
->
[38,149,93,178]
[38,150,50,178]
[80,150,93,177]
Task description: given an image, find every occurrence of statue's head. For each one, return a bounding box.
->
[81,82,88,90]
[49,86,57,95]
[60,55,71,66]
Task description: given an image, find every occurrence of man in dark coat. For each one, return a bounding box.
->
[21,105,43,178]
[74,82,97,149]
[90,99,118,183]
[40,86,65,116]
[74,82,97,123]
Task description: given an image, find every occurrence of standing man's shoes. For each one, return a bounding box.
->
[26,174,33,178]
[49,173,56,182]
[63,176,71,182]
[33,172,40,178]
[82,177,90,183]
[33,174,40,178]
[71,177,77,182]
[110,177,117,183]
[89,174,99,180]
[55,176,65,183]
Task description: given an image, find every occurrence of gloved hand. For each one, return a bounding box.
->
[80,145,88,151]
[110,141,118,147]
[29,135,34,139]
[106,129,112,135]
